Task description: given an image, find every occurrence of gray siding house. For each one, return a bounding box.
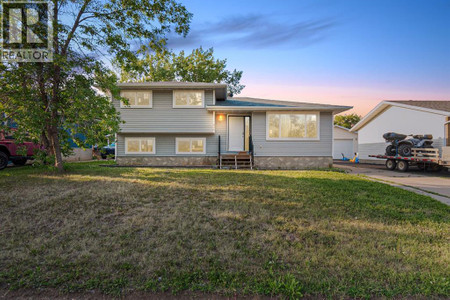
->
[113,82,351,169]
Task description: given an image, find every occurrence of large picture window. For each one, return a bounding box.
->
[120,91,152,108]
[173,90,204,108]
[125,138,155,154]
[176,138,206,154]
[267,112,319,140]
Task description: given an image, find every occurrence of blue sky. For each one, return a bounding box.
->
[173,0,450,115]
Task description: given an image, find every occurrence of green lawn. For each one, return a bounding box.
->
[0,162,449,298]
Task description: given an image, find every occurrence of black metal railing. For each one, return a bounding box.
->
[249,134,254,165]
[217,135,221,167]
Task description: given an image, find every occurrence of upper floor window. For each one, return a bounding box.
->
[267,112,319,140]
[173,90,204,108]
[120,91,152,108]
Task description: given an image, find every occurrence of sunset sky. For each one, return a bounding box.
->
[173,0,450,116]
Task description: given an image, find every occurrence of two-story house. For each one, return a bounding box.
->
[113,82,352,169]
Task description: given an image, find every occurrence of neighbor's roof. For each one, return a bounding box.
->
[389,100,450,113]
[208,97,352,114]
[334,125,351,131]
[350,100,450,132]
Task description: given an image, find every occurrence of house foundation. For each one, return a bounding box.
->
[253,156,333,169]
[116,155,333,169]
[116,156,217,167]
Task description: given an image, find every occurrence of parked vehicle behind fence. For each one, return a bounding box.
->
[0,138,41,170]
[100,142,115,159]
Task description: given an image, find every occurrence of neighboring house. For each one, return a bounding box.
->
[113,82,351,169]
[333,125,358,159]
[351,100,450,161]
[63,133,93,162]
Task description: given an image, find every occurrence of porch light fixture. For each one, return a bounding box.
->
[218,114,225,121]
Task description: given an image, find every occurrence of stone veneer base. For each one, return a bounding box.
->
[117,156,333,169]
[116,156,217,167]
[253,156,333,169]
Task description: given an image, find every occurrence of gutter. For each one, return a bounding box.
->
[206,106,352,113]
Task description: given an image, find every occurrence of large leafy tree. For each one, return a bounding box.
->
[334,113,361,129]
[121,47,245,96]
[0,0,191,171]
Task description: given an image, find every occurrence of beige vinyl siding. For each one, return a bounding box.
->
[251,111,333,156]
[117,133,219,156]
[358,142,386,161]
[214,113,228,153]
[114,90,215,133]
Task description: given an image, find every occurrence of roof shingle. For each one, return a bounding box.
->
[208,97,352,113]
[388,100,450,113]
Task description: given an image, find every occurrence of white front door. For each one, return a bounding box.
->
[228,116,244,151]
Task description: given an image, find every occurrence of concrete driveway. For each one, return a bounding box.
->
[335,161,450,205]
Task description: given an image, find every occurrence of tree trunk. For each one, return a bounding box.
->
[40,131,50,155]
[52,135,64,172]
[49,126,63,172]
[46,121,63,172]
[49,0,63,172]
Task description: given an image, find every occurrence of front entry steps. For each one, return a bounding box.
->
[219,152,253,169]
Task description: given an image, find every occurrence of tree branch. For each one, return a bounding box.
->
[61,0,91,56]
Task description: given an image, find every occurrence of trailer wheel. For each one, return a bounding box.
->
[385,159,397,170]
[397,160,409,172]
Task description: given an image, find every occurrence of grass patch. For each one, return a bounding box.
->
[0,162,449,298]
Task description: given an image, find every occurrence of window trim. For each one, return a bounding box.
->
[175,137,206,154]
[266,111,320,141]
[120,90,153,108]
[172,90,205,108]
[125,137,156,154]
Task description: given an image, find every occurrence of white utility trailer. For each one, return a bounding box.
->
[369,147,450,172]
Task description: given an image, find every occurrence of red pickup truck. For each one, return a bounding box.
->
[0,138,41,170]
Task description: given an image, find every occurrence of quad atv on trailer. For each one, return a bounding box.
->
[371,124,450,172]
[383,132,434,157]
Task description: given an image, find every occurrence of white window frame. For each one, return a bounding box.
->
[266,111,320,141]
[172,90,205,108]
[175,137,206,154]
[125,137,156,154]
[120,90,153,108]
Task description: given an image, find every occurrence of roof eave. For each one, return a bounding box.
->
[384,101,450,116]
[207,106,352,113]
[117,82,227,88]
